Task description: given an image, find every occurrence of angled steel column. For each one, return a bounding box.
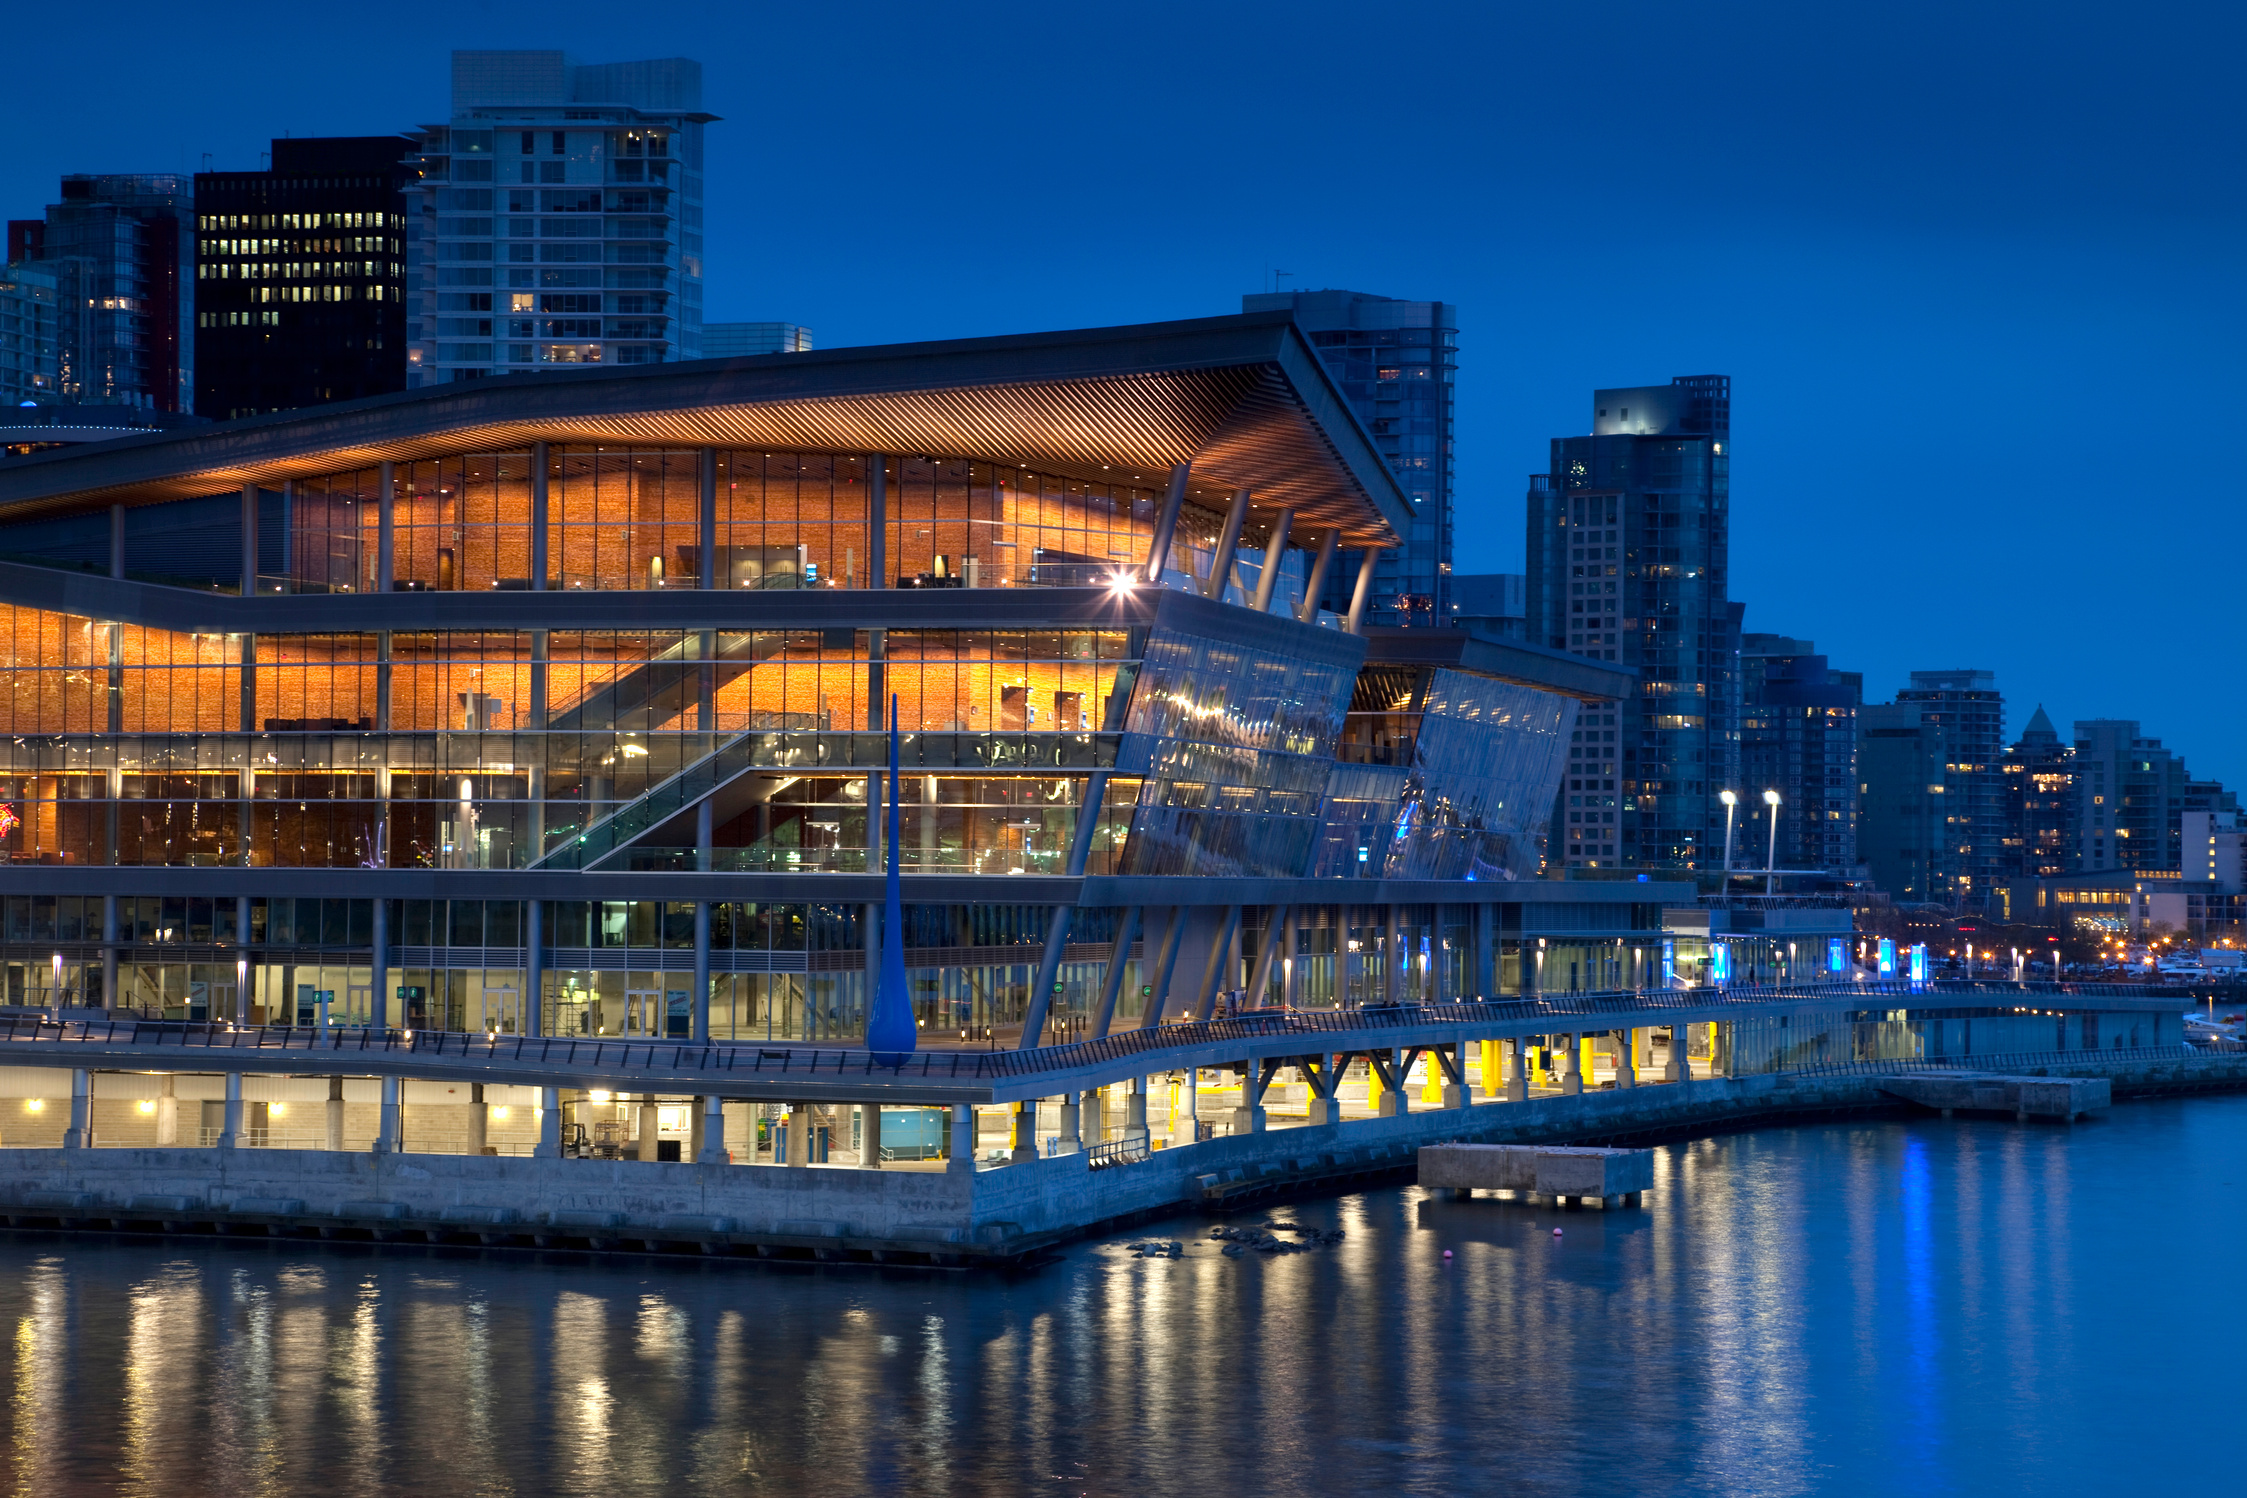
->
[1251,509,1294,612]
[1297,529,1340,622]
[1136,907,1187,1030]
[1202,487,1250,599]
[1191,905,1242,1021]
[1143,463,1192,583]
[1016,771,1115,1050]
[108,504,125,579]
[1242,905,1284,1007]
[1088,907,1141,1039]
[1345,546,1383,634]
[1018,906,1075,1051]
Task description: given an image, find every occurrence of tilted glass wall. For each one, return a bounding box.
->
[1320,665,1572,880]
[1115,618,1358,878]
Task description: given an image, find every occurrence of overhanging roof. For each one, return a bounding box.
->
[0,312,1413,546]
[1361,626,1638,703]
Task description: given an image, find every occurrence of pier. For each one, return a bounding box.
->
[0,978,2228,1264]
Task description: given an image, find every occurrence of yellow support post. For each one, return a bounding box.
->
[1364,1057,1382,1117]
[1530,1044,1546,1090]
[1581,1034,1597,1084]
[1479,1039,1498,1093]
[1422,1050,1444,1104]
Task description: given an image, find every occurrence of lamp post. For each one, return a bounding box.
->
[1719,790,1738,901]
[1762,789,1782,897]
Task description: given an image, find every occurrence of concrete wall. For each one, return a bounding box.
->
[0,1147,975,1242]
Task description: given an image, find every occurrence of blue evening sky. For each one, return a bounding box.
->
[8,2,2241,781]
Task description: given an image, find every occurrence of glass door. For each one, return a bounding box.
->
[480,986,520,1035]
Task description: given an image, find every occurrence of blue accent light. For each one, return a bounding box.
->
[865,694,917,1064]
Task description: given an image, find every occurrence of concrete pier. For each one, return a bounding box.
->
[0,1045,2234,1267]
[1418,1143,1653,1206]
[1879,1074,2111,1122]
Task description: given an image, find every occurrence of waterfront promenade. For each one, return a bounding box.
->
[0,979,2223,1263]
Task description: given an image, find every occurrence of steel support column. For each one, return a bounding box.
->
[1143,462,1191,582]
[1345,546,1383,634]
[1297,529,1339,623]
[1088,907,1141,1039]
[1202,487,1251,599]
[1251,508,1294,612]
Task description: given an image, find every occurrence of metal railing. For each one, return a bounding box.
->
[0,980,2185,1088]
[1767,1044,2228,1080]
[1085,1136,1151,1170]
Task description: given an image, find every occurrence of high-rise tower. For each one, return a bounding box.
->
[1527,376,1735,869]
[12,175,194,412]
[406,51,714,385]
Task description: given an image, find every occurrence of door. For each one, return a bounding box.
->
[625,989,660,1037]
[481,986,520,1036]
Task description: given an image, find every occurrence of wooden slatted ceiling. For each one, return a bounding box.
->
[0,316,1408,546]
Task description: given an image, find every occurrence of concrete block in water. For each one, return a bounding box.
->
[438,1206,519,1227]
[1879,1074,2110,1120]
[1418,1143,1653,1198]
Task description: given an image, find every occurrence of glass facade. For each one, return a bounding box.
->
[0,313,1639,1042]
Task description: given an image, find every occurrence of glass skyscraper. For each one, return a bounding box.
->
[1239,290,1455,628]
[407,51,711,386]
[8,175,195,413]
[1527,376,1737,870]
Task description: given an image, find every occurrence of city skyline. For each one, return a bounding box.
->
[0,3,2239,793]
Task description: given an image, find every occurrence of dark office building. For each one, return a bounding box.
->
[193,137,413,418]
[1527,376,1737,869]
[2001,706,2074,880]
[1239,289,1455,628]
[10,175,195,412]
[1739,635,1861,876]
[1860,670,2005,908]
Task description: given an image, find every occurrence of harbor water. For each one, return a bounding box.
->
[0,1094,2238,1496]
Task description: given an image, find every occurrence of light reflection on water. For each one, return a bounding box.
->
[0,1097,2241,1497]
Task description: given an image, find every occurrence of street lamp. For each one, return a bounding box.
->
[1762,789,1782,896]
[1720,790,1739,898]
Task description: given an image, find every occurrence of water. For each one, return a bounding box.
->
[0,1097,2240,1497]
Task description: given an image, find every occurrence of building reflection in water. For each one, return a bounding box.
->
[0,1103,2234,1495]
